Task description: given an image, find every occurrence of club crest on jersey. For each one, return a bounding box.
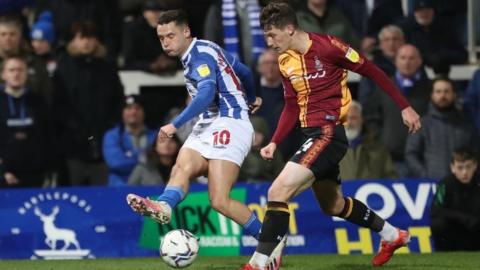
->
[314,56,323,71]
[196,64,211,77]
[345,47,360,63]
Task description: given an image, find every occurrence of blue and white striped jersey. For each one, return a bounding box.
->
[180,38,253,121]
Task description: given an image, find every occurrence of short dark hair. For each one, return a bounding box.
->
[71,21,98,38]
[452,147,477,163]
[1,54,27,71]
[157,9,189,26]
[260,2,298,30]
[0,15,22,32]
[432,76,455,93]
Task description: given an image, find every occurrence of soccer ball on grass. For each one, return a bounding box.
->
[160,229,199,268]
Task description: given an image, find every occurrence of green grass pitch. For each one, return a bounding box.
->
[1,253,479,270]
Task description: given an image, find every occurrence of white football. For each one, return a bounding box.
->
[160,229,199,268]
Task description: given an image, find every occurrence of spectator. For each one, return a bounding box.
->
[401,0,467,69]
[0,56,53,188]
[340,101,397,180]
[29,11,57,77]
[103,95,157,186]
[335,0,404,53]
[464,69,480,133]
[239,116,284,182]
[54,21,124,186]
[27,11,56,106]
[372,24,405,76]
[363,44,430,177]
[203,0,266,68]
[0,15,29,65]
[122,0,180,74]
[35,0,122,61]
[430,148,480,251]
[405,78,475,179]
[0,15,54,105]
[296,0,359,49]
[256,48,283,137]
[358,24,405,103]
[128,135,180,186]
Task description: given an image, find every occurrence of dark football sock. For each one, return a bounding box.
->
[256,201,290,255]
[338,197,385,232]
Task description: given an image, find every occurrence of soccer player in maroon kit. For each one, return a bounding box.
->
[240,3,421,270]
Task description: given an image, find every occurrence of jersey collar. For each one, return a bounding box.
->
[181,37,197,64]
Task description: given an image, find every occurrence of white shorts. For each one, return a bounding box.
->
[182,117,254,167]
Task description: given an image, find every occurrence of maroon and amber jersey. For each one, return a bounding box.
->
[271,32,409,144]
[279,33,365,127]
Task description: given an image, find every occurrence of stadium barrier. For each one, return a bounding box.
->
[0,179,436,259]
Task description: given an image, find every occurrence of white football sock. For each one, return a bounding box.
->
[378,221,399,242]
[249,251,269,267]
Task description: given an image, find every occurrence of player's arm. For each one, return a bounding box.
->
[230,57,256,104]
[271,77,299,145]
[159,61,216,141]
[357,61,421,133]
[261,78,299,160]
[328,36,420,133]
[224,50,262,112]
[172,80,216,128]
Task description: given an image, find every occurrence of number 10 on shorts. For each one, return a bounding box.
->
[213,130,231,146]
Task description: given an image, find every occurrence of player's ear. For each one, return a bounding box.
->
[286,24,295,36]
[184,25,191,38]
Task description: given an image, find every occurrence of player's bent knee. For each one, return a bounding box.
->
[267,182,292,202]
[209,194,229,214]
[171,163,197,178]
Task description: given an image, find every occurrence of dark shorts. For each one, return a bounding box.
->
[290,125,348,183]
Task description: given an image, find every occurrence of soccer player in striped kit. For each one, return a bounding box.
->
[241,2,421,269]
[127,9,266,249]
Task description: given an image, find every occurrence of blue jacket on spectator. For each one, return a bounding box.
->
[103,125,157,186]
[464,69,480,132]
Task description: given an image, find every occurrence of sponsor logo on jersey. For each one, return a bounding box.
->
[196,64,211,77]
[290,71,326,83]
[345,47,360,63]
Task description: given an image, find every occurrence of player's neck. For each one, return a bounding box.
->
[179,37,194,58]
[290,31,310,54]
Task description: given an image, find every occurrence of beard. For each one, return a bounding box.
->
[345,126,361,141]
[433,100,455,111]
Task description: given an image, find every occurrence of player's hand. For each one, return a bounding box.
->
[4,172,19,185]
[158,123,177,143]
[260,142,277,161]
[401,106,421,134]
[249,97,262,114]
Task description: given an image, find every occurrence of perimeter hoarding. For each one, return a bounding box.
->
[0,179,436,259]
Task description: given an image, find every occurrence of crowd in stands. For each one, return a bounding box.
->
[0,0,478,252]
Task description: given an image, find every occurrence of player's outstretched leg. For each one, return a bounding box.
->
[126,148,208,224]
[207,160,262,239]
[241,162,314,270]
[312,180,410,266]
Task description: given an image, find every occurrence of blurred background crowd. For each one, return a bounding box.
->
[0,0,479,191]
